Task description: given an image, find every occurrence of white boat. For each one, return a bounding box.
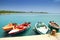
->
[34,22,50,34]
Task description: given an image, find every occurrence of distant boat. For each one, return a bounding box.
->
[8,22,31,34]
[33,22,50,34]
[3,23,17,32]
[49,21,60,32]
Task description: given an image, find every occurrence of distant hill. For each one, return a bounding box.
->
[0,10,48,14]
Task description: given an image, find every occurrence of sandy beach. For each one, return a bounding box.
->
[0,33,60,40]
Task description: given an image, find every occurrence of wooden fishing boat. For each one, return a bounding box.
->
[8,22,31,34]
[49,21,60,32]
[34,22,50,34]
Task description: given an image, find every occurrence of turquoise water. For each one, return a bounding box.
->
[0,13,60,38]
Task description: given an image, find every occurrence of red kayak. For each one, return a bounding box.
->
[8,22,30,34]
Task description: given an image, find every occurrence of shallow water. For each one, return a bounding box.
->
[0,13,60,38]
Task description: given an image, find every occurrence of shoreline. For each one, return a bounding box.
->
[0,13,48,15]
[0,33,60,40]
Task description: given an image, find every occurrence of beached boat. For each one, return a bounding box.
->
[8,22,31,34]
[3,23,17,32]
[49,21,60,32]
[34,22,50,34]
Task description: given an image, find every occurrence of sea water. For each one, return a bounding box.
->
[0,13,60,38]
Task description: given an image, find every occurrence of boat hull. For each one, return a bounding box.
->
[3,26,13,32]
[8,25,30,34]
[34,27,49,34]
[48,24,59,32]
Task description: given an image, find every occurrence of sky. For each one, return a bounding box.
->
[0,0,60,13]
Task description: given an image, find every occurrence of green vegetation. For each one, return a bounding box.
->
[0,10,48,14]
[0,10,26,13]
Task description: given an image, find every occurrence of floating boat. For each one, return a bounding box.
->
[49,21,60,32]
[34,22,50,34]
[3,23,17,32]
[8,22,31,34]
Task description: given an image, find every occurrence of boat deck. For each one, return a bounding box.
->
[0,33,60,40]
